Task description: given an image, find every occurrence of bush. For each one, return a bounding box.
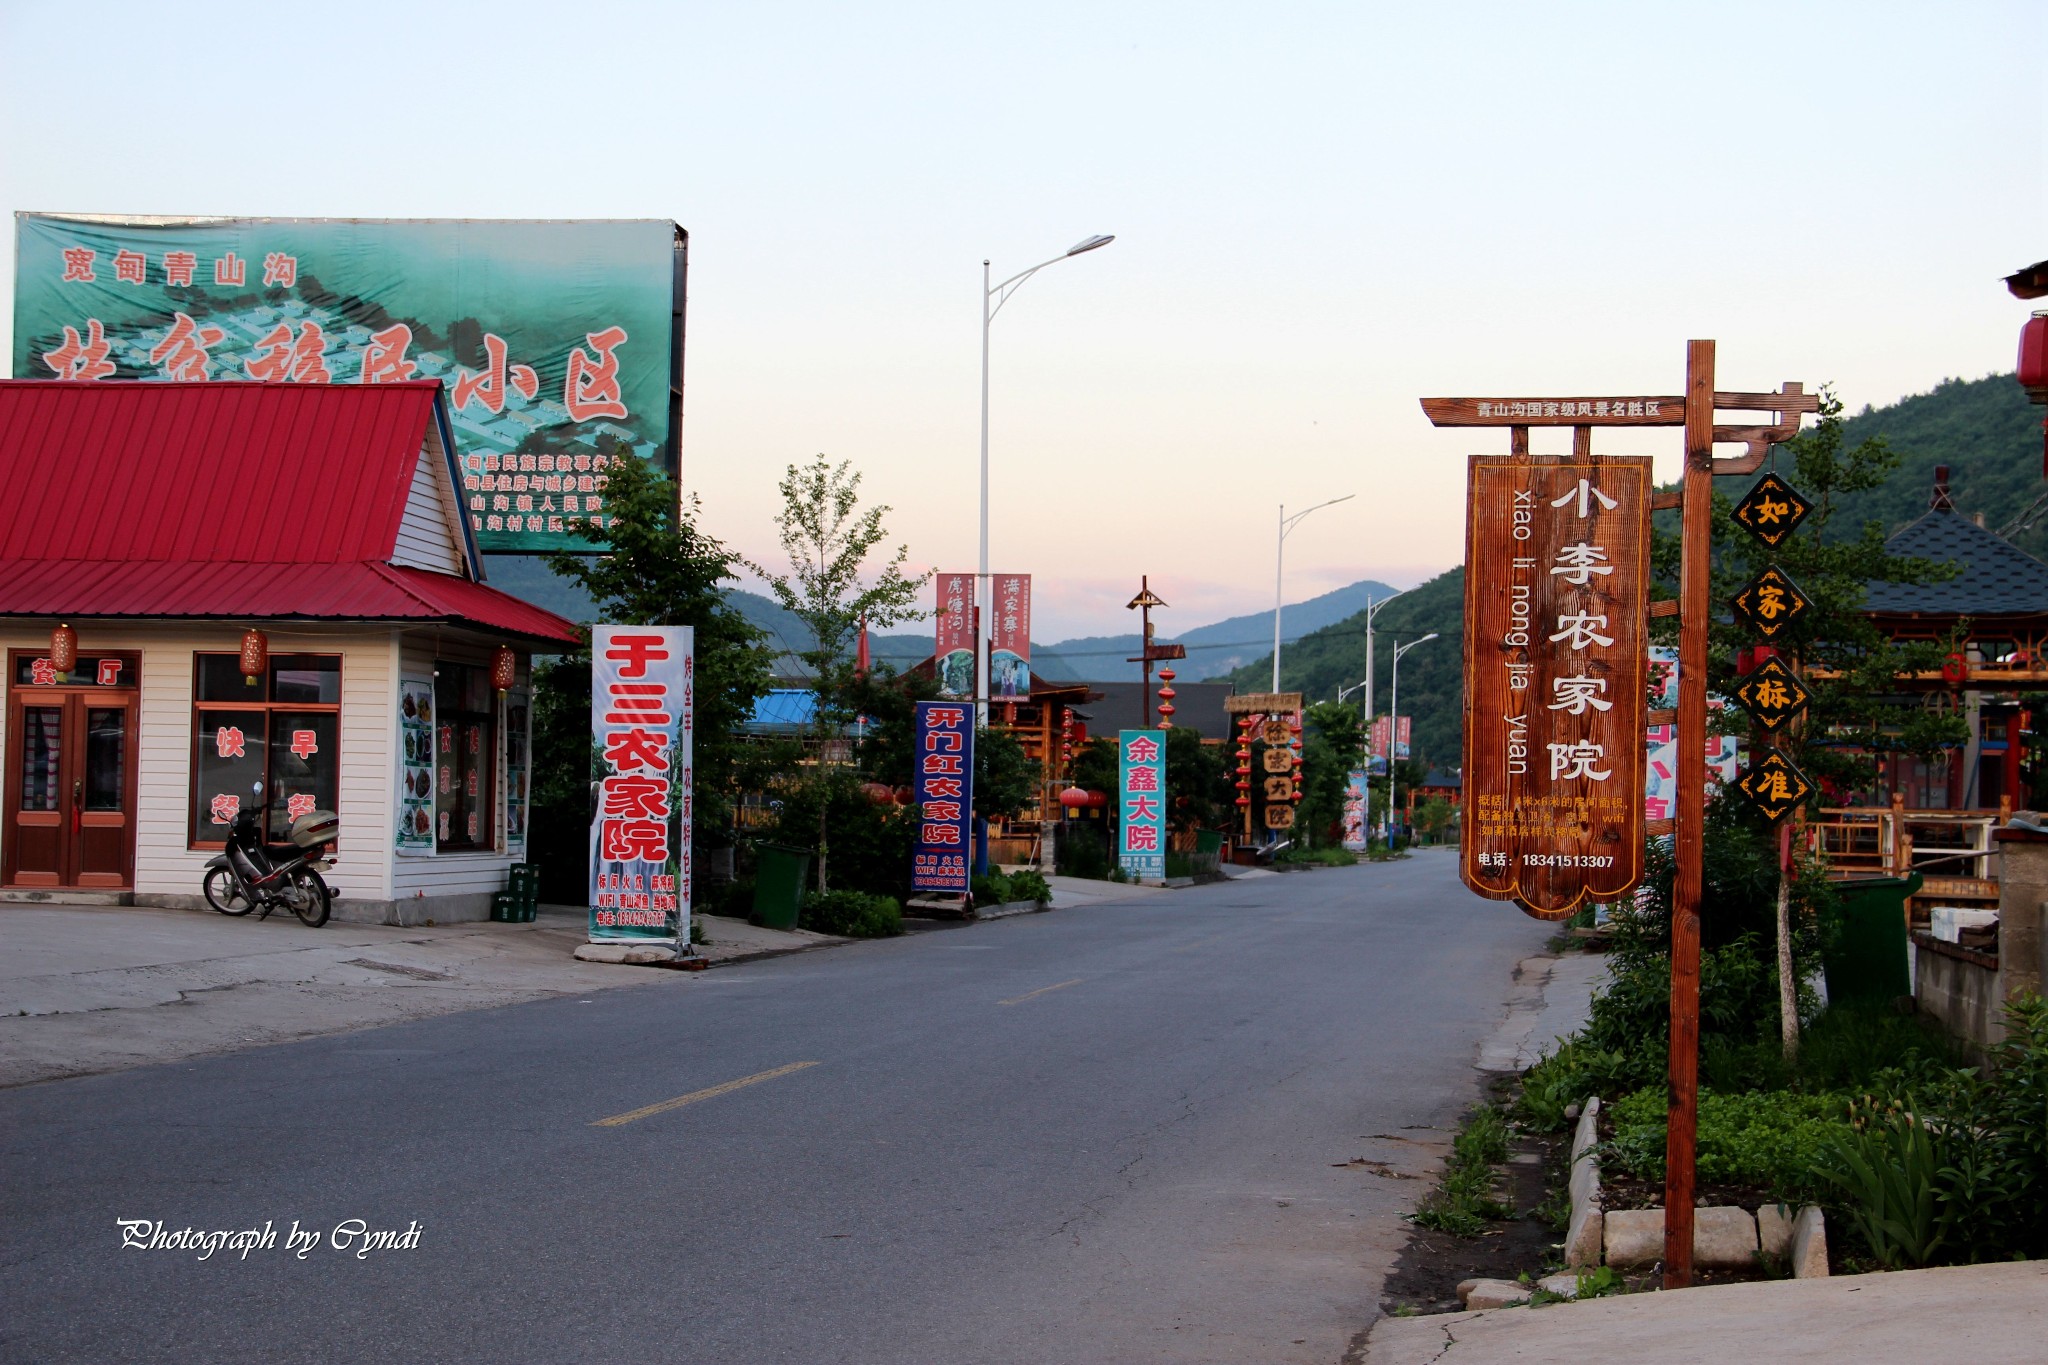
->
[1056,822,1111,880]
[970,872,1010,907]
[1276,845,1357,867]
[1006,869,1052,905]
[1603,1086,1849,1204]
[799,889,904,939]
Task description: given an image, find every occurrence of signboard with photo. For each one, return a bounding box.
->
[13,214,684,554]
[934,574,976,699]
[990,574,1032,699]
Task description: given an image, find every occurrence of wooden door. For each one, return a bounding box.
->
[4,653,139,890]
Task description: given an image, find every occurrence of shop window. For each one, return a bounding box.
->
[191,654,342,845]
[434,662,496,852]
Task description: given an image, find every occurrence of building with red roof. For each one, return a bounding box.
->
[0,380,579,922]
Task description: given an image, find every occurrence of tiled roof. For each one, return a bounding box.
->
[1866,508,2048,617]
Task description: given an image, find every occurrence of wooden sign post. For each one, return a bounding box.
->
[1425,344,1816,1287]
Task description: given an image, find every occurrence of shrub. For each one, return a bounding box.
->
[1277,845,1357,867]
[1603,1086,1849,1204]
[1056,823,1111,880]
[970,872,1010,907]
[1006,869,1052,905]
[799,889,904,939]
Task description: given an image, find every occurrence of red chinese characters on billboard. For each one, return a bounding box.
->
[991,574,1031,700]
[1461,456,1650,918]
[589,626,693,943]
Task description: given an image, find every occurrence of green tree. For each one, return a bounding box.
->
[757,455,930,890]
[528,456,773,898]
[1296,700,1365,847]
[1165,727,1232,833]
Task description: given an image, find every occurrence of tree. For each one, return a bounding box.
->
[1648,389,1967,1056]
[1296,700,1365,847]
[527,455,773,900]
[1164,727,1232,833]
[757,455,931,890]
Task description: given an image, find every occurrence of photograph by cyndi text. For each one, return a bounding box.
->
[115,1219,424,1262]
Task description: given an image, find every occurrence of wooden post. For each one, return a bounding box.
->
[1665,339,1714,1288]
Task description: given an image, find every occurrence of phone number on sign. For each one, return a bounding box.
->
[1473,852,1616,869]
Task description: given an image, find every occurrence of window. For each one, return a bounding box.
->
[434,662,495,852]
[191,654,341,845]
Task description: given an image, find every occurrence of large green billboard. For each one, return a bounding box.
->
[12,214,684,553]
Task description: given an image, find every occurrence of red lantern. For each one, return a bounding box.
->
[2020,312,2048,397]
[491,644,518,692]
[860,782,896,805]
[1156,667,1177,729]
[49,623,77,677]
[239,628,269,686]
[1060,785,1089,815]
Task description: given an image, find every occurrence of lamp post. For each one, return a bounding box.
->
[1385,632,1438,842]
[1272,494,1355,693]
[979,233,1115,726]
[1357,587,1405,755]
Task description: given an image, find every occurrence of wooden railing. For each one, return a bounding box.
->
[1810,796,2008,915]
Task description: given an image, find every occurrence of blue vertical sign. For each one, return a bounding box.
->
[912,701,974,893]
[1119,729,1166,881]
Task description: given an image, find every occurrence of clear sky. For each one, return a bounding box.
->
[2,0,2041,639]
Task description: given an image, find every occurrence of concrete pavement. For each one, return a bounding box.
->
[0,901,843,1088]
[1360,1260,2048,1363]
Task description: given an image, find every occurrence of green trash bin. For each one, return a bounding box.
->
[752,844,812,932]
[1823,872,1921,1006]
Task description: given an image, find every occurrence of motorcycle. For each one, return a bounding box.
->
[202,781,339,928]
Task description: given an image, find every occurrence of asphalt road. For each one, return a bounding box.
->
[2,851,1554,1365]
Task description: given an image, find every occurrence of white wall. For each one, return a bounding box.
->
[389,420,464,574]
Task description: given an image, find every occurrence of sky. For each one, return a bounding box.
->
[2,0,2042,640]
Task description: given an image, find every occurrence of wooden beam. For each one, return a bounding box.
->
[1650,600,1679,618]
[1666,339,1715,1289]
[1652,491,1682,511]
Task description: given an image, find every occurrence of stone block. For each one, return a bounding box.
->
[1457,1278,1528,1310]
[1757,1203,1794,1258]
[1535,1273,1580,1299]
[1602,1208,1665,1268]
[573,943,680,965]
[1601,1206,1758,1269]
[1791,1204,1829,1278]
[1565,1196,1604,1269]
[1570,1094,1602,1163]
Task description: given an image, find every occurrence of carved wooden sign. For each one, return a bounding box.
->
[1461,455,1651,919]
[1420,396,1686,427]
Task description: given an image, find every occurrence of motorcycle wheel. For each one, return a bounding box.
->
[203,865,256,916]
[288,868,332,928]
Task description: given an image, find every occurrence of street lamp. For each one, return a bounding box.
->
[1356,587,1405,751]
[1385,632,1438,842]
[979,233,1115,726]
[1272,494,1355,693]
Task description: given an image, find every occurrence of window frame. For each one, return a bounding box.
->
[189,652,343,850]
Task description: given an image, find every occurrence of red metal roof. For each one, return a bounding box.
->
[0,381,578,646]
[0,560,579,646]
[0,380,446,562]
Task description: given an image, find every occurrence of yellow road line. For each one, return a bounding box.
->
[591,1061,820,1127]
[999,978,1084,1006]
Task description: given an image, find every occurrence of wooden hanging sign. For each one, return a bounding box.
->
[1733,656,1809,732]
[1737,750,1814,822]
[1732,472,1811,548]
[1732,565,1810,639]
[1460,454,1652,919]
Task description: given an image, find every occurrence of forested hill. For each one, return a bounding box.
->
[1793,373,2044,553]
[1218,371,2044,770]
[1215,566,1466,767]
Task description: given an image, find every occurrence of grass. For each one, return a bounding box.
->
[1408,1104,1514,1236]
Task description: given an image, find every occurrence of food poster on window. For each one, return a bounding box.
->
[1118,729,1167,881]
[396,679,434,853]
[504,689,530,853]
[589,626,692,944]
[911,701,974,893]
[990,574,1031,699]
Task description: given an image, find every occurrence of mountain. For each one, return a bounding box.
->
[1218,568,1465,765]
[1756,373,2043,552]
[1219,371,2047,770]
[1035,578,1401,683]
